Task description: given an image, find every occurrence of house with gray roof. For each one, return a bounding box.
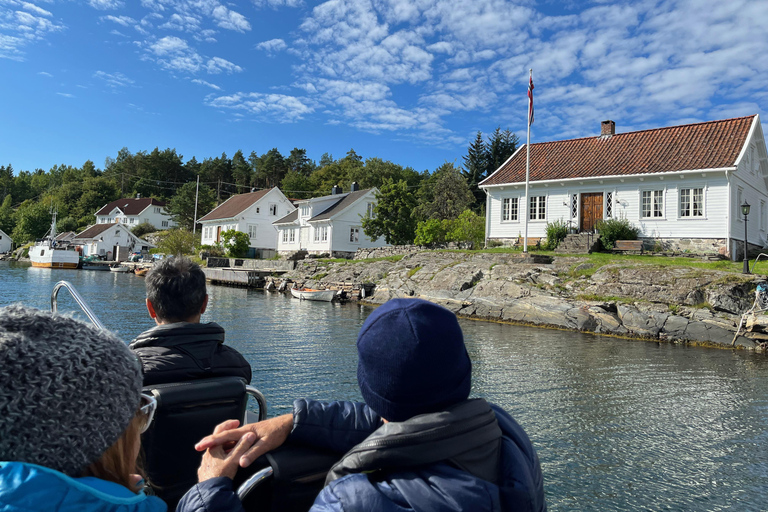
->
[273,183,389,258]
[74,222,154,261]
[198,187,295,258]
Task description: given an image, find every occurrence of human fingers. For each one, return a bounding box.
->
[195,426,251,451]
[212,418,241,435]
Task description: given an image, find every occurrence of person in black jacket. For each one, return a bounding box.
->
[129,256,251,386]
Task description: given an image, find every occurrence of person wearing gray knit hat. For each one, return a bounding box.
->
[0,305,166,512]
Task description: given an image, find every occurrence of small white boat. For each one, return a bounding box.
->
[109,265,130,273]
[290,287,337,302]
[29,210,81,269]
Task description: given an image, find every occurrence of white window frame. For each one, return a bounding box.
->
[248,224,257,239]
[289,229,296,243]
[313,226,320,242]
[350,227,360,243]
[604,191,614,219]
[528,195,546,221]
[367,203,376,218]
[321,226,328,242]
[737,187,744,222]
[269,203,278,216]
[300,206,310,218]
[501,197,519,222]
[282,229,288,243]
[154,207,161,214]
[641,189,665,219]
[679,187,704,219]
[161,220,169,227]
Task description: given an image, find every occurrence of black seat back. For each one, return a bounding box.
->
[141,376,248,509]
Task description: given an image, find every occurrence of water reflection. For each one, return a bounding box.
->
[1,261,767,510]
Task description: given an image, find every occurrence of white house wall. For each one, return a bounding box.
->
[98,206,176,229]
[729,124,768,249]
[0,229,11,253]
[486,174,731,241]
[329,202,388,254]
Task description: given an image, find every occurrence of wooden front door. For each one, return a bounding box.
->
[580,193,603,232]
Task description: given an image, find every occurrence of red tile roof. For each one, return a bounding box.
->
[198,189,271,222]
[481,115,756,186]
[95,197,166,216]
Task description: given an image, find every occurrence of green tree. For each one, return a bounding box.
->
[0,195,15,234]
[281,171,313,199]
[416,162,473,221]
[414,218,448,246]
[56,216,79,234]
[286,148,314,177]
[462,131,488,210]
[156,229,198,256]
[445,210,485,248]
[12,200,52,244]
[318,153,335,168]
[220,229,249,257]
[362,179,417,245]
[253,148,288,189]
[132,222,157,238]
[485,128,518,179]
[231,150,252,191]
[167,182,217,230]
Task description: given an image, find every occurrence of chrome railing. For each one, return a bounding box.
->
[51,280,106,330]
[246,385,268,422]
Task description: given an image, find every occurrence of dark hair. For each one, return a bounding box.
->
[145,256,206,322]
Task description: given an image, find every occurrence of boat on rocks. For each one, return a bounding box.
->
[290,287,338,302]
[28,210,80,269]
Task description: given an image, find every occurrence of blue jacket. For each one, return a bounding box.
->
[175,478,243,512]
[0,461,166,512]
[291,399,547,512]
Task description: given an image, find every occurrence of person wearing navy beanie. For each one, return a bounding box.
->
[188,298,547,512]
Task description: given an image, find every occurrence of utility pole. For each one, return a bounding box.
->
[217,179,221,202]
[193,175,200,234]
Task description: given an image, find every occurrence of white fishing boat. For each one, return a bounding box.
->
[109,264,131,273]
[290,287,338,302]
[28,210,81,269]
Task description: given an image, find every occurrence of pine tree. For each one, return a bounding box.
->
[462,131,488,210]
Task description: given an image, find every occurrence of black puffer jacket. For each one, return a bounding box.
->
[129,322,252,386]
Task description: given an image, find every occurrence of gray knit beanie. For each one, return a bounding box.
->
[0,305,142,477]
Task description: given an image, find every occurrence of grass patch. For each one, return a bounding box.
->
[407,266,423,278]
[313,272,329,280]
[576,293,634,303]
[691,302,713,310]
[668,304,680,314]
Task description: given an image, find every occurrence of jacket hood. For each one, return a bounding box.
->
[326,398,502,486]
[130,322,225,349]
[0,462,166,512]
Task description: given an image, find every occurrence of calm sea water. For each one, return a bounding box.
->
[2,261,767,511]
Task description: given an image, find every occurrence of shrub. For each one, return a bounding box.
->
[200,244,226,258]
[220,229,250,258]
[445,210,485,248]
[595,217,639,250]
[414,219,448,246]
[156,229,199,256]
[543,219,568,250]
[132,222,157,238]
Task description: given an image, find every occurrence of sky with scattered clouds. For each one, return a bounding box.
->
[1,0,766,174]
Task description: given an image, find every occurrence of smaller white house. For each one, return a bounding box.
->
[198,187,295,258]
[74,223,155,261]
[0,228,12,253]
[95,196,176,229]
[274,184,388,258]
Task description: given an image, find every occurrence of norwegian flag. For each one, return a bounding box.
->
[527,74,534,125]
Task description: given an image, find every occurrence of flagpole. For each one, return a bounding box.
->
[524,68,532,253]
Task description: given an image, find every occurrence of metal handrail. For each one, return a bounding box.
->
[237,467,274,501]
[246,385,268,422]
[51,280,106,330]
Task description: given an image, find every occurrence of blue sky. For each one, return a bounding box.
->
[1,0,766,175]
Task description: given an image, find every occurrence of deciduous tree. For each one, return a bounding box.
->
[362,179,417,245]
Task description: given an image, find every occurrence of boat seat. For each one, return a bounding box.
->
[141,376,266,510]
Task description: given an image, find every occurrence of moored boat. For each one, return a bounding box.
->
[290,287,337,302]
[109,264,130,273]
[29,210,81,269]
[134,267,149,276]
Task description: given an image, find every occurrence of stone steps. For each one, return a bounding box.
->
[555,233,602,254]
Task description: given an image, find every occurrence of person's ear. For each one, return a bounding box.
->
[146,299,158,319]
[200,294,209,316]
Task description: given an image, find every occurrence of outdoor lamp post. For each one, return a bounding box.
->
[742,200,751,274]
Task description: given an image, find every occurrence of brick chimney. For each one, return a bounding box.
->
[601,120,615,137]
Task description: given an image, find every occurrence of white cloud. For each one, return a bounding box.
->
[207,92,314,122]
[94,70,134,87]
[88,0,123,10]
[252,0,303,8]
[255,38,286,54]
[0,5,65,60]
[37,70,52,77]
[205,56,242,74]
[144,36,242,74]
[160,13,200,32]
[149,35,188,55]
[192,78,221,90]
[22,3,51,17]
[102,14,135,26]
[56,92,74,98]
[211,5,250,32]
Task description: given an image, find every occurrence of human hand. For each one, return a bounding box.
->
[197,420,257,482]
[195,413,293,468]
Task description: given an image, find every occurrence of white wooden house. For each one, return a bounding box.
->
[480,115,768,259]
[198,187,295,258]
[95,196,176,229]
[274,184,388,258]
[0,228,12,253]
[74,223,155,261]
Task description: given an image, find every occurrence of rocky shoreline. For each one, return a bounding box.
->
[279,250,768,352]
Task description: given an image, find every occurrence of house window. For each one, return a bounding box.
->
[115,229,120,237]
[162,221,169,227]
[641,190,664,218]
[313,226,320,242]
[282,230,288,243]
[501,198,518,221]
[269,203,278,216]
[248,224,257,238]
[529,196,546,220]
[129,218,135,224]
[256,207,260,214]
[154,207,161,214]
[605,192,613,218]
[322,226,328,242]
[350,227,360,243]
[289,229,296,243]
[570,194,578,219]
[367,203,376,218]
[300,206,310,217]
[737,188,744,220]
[679,188,704,218]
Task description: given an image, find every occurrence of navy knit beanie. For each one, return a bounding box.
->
[357,298,472,422]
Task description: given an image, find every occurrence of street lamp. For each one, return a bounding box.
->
[742,200,751,274]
